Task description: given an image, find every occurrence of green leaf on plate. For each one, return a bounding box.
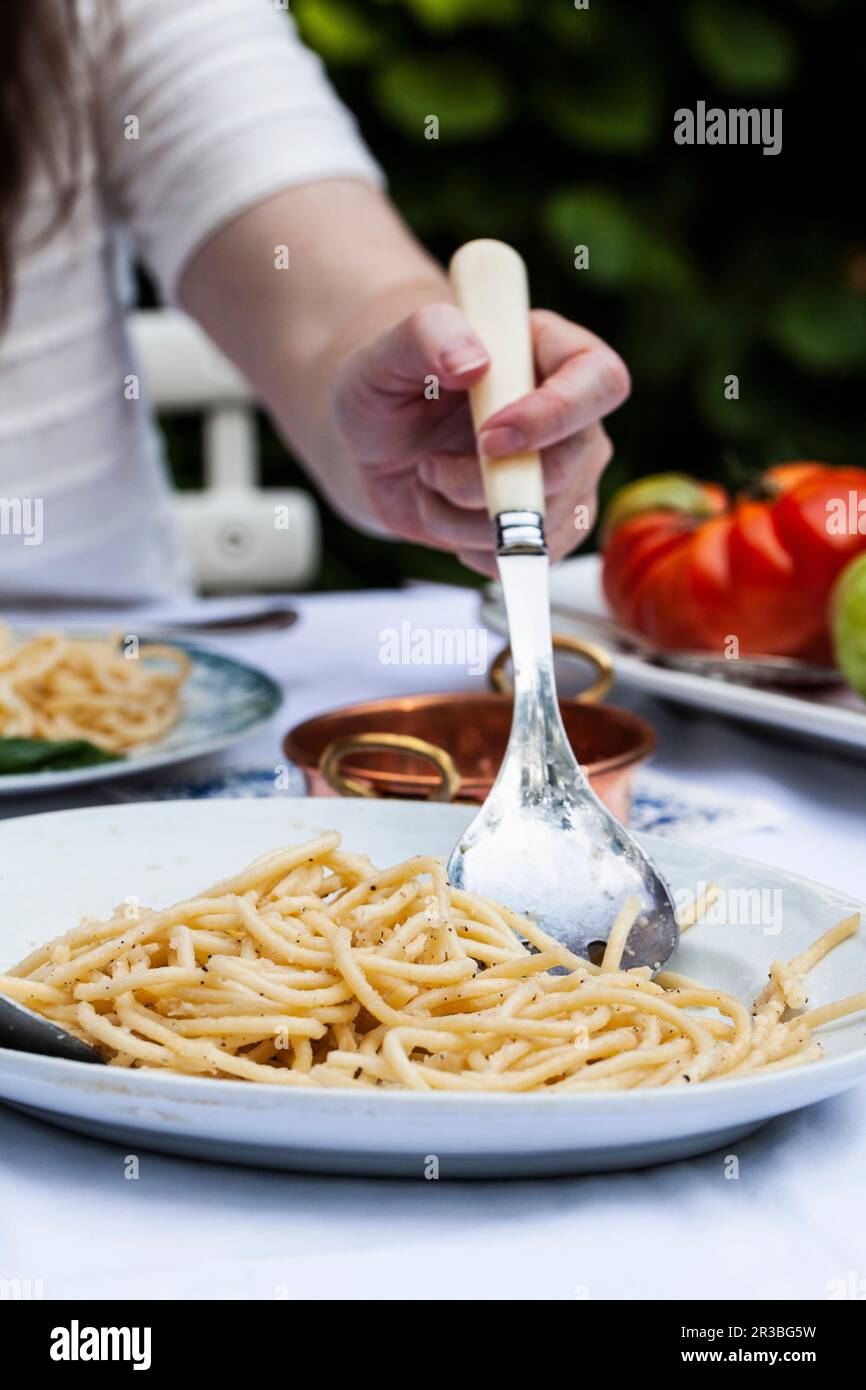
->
[0,738,123,775]
[686,0,798,92]
[373,55,509,139]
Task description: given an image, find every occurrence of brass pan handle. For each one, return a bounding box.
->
[490,633,614,704]
[319,732,461,803]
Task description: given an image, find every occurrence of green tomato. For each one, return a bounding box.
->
[601,472,716,545]
[831,552,866,698]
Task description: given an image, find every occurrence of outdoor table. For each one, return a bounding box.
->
[1,584,863,1300]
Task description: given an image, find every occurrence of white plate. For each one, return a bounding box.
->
[0,641,283,795]
[482,555,866,753]
[1,798,864,1177]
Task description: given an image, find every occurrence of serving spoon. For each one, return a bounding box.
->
[446,240,679,971]
[0,994,104,1064]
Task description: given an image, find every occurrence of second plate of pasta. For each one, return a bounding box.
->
[0,632,282,794]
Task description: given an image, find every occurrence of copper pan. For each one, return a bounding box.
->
[284,636,654,825]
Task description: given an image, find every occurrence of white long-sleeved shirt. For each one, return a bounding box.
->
[0,0,381,602]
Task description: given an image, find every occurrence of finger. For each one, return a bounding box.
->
[422,419,612,561]
[420,425,612,512]
[457,548,500,580]
[478,311,630,458]
[537,424,613,501]
[458,478,600,576]
[456,488,597,578]
[418,452,486,509]
[544,481,592,535]
[417,487,495,551]
[355,303,490,397]
[532,309,608,377]
[547,492,599,563]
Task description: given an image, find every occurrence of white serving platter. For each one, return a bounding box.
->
[482,555,866,753]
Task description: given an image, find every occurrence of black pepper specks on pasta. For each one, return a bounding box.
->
[18,839,858,1089]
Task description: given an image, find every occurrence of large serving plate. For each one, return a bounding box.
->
[482,555,866,753]
[0,641,282,795]
[0,798,863,1177]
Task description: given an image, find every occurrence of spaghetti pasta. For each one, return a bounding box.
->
[1,832,862,1091]
[0,627,189,753]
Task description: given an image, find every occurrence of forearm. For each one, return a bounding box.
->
[179,179,450,524]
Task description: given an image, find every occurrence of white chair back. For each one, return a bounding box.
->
[128,309,319,591]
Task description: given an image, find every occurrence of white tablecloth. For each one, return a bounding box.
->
[2,585,865,1301]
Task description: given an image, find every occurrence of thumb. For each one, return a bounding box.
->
[360,303,490,395]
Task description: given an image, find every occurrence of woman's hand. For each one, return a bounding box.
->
[179,180,629,569]
[333,303,630,576]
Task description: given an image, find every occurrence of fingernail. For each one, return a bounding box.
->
[441,342,489,376]
[479,425,527,458]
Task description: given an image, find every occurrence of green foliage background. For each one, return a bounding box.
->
[165,0,866,589]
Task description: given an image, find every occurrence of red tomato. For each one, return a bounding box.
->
[727,501,824,655]
[699,481,730,513]
[763,461,831,494]
[670,516,733,651]
[773,467,866,590]
[602,511,694,629]
[630,544,697,648]
[601,464,866,658]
